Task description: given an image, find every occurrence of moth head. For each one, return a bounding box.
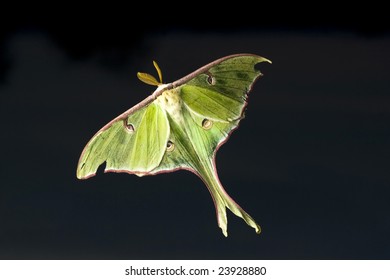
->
[137,60,163,86]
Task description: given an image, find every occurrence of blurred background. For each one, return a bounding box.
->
[0,9,389,259]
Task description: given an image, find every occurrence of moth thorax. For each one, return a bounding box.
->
[156,88,182,120]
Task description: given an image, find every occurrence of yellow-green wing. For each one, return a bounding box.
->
[181,55,270,122]
[77,102,169,179]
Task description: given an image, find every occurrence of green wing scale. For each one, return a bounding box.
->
[77,54,271,236]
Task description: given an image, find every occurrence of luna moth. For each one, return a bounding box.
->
[77,54,271,237]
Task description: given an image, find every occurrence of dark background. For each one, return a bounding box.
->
[1,11,389,259]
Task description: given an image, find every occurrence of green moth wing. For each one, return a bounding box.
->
[181,55,262,122]
[77,54,271,236]
[77,103,169,178]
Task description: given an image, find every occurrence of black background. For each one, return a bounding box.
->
[1,10,389,259]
